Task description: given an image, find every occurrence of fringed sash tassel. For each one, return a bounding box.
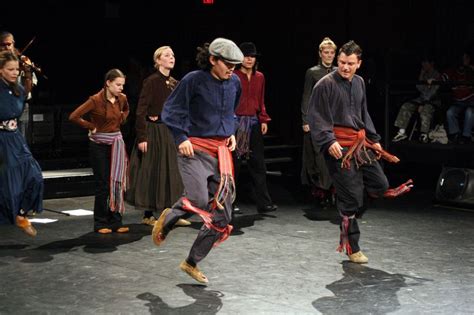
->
[182,198,233,247]
[337,214,354,255]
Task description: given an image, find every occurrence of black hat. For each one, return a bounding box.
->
[239,42,260,57]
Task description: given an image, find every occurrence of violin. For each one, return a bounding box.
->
[18,54,44,76]
[14,37,48,79]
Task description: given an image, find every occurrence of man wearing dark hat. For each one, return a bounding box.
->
[153,38,243,283]
[233,42,277,214]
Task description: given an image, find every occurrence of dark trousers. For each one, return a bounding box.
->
[301,132,332,190]
[233,123,272,209]
[325,153,389,252]
[164,151,232,264]
[89,142,123,231]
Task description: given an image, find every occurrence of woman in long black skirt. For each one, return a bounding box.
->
[126,46,189,227]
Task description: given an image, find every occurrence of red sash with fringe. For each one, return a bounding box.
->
[333,126,399,169]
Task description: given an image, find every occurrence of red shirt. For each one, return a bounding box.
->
[234,69,271,123]
[442,66,474,101]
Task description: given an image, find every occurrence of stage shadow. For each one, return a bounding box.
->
[312,261,431,314]
[303,207,340,225]
[137,284,223,314]
[0,223,151,263]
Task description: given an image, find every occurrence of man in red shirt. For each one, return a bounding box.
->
[233,42,277,214]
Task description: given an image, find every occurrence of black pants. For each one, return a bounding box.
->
[325,153,388,252]
[89,142,123,231]
[233,123,272,209]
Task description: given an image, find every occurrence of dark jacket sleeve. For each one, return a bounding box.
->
[308,80,336,152]
[301,68,315,125]
[135,77,152,143]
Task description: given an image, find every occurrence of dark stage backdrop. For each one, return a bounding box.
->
[1,0,473,145]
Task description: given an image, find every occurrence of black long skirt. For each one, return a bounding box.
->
[125,122,184,211]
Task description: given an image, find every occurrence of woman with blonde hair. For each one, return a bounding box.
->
[126,46,189,227]
[300,37,337,207]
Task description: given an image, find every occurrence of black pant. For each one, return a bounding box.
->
[89,142,123,231]
[233,123,272,209]
[325,152,388,252]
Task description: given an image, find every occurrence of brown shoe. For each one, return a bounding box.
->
[348,251,368,264]
[15,216,37,237]
[175,218,191,226]
[179,260,209,283]
[152,208,172,246]
[97,228,112,234]
[142,216,157,226]
[116,226,129,233]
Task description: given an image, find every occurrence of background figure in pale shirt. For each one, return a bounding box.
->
[300,37,337,207]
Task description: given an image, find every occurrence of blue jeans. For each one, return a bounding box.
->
[446,98,474,137]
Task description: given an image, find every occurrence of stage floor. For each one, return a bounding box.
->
[1,181,473,314]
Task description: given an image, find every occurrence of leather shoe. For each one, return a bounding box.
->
[97,228,112,234]
[142,216,157,226]
[15,215,37,237]
[348,251,368,264]
[152,208,172,246]
[257,204,277,213]
[180,260,209,283]
[175,218,191,226]
[116,226,129,233]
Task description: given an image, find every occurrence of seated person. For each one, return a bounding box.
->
[392,56,441,143]
[442,52,474,144]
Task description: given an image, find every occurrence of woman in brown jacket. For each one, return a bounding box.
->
[125,46,188,226]
[69,68,130,233]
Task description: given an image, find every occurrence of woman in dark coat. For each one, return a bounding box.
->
[125,46,188,227]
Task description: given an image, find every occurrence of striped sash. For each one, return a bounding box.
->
[90,131,128,213]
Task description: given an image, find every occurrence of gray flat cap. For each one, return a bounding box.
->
[209,38,244,64]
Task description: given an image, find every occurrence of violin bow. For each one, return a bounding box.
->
[19,36,36,55]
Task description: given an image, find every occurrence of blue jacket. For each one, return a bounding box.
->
[162,70,241,145]
[0,80,25,121]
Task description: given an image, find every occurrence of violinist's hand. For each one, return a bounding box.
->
[328,141,343,159]
[261,123,268,135]
[138,142,147,153]
[226,135,236,151]
[178,140,194,157]
[20,56,33,71]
